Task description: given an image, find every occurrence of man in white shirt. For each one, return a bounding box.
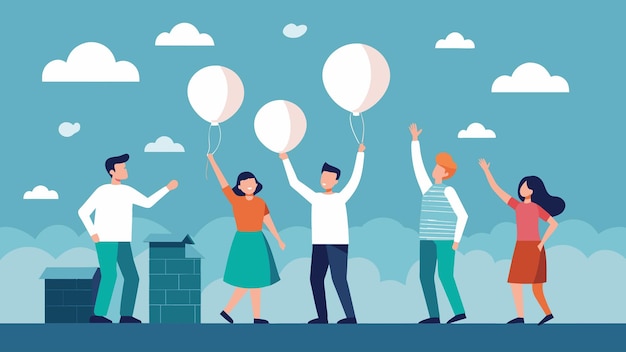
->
[78,154,178,323]
[409,123,468,324]
[279,144,365,324]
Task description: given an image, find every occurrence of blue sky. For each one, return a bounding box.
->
[0,0,625,323]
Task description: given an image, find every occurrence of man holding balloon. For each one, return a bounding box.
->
[279,144,365,324]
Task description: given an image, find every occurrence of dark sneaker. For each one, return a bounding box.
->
[337,317,357,324]
[419,317,440,324]
[446,314,467,324]
[507,317,525,324]
[253,318,269,324]
[120,316,141,323]
[89,315,112,323]
[308,317,328,324]
[538,314,554,326]
[220,311,234,324]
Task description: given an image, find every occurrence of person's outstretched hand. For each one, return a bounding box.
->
[167,180,179,191]
[278,239,286,251]
[478,158,490,172]
[409,123,422,141]
[279,153,288,160]
[207,153,215,162]
[358,144,366,152]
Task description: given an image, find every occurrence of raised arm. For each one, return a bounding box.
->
[478,159,511,204]
[444,187,468,249]
[207,153,229,188]
[279,153,316,203]
[131,183,175,208]
[338,144,365,201]
[409,123,433,195]
[263,214,286,250]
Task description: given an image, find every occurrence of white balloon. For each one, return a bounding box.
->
[254,100,307,153]
[187,66,244,125]
[322,43,390,115]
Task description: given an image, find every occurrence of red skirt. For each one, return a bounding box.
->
[508,241,546,284]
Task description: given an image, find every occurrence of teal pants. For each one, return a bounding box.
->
[419,240,465,318]
[94,242,139,317]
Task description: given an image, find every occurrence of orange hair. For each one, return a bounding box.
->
[436,152,457,180]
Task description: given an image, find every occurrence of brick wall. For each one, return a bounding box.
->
[45,276,99,323]
[149,246,201,323]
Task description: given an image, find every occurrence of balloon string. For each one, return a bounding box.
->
[349,112,365,144]
[205,124,223,180]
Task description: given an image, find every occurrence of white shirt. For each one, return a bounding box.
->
[282,152,364,245]
[78,184,169,242]
[411,140,468,243]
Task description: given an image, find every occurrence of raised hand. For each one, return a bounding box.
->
[409,123,423,141]
[167,180,179,191]
[478,158,490,172]
[358,144,366,152]
[279,153,288,160]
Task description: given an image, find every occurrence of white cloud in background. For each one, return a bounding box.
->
[144,136,185,153]
[23,185,59,200]
[458,122,496,139]
[42,42,139,82]
[283,23,307,39]
[58,122,80,137]
[155,23,215,46]
[435,32,475,49]
[492,62,569,93]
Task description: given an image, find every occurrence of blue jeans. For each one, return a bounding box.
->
[310,245,355,319]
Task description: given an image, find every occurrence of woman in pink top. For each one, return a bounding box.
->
[479,159,565,326]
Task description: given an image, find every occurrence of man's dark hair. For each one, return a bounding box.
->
[105,154,130,177]
[321,162,341,180]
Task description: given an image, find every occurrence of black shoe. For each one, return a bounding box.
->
[253,318,269,324]
[308,317,328,324]
[538,314,554,326]
[89,315,112,323]
[446,314,466,324]
[507,317,525,324]
[220,310,234,324]
[337,317,357,324]
[119,316,141,323]
[419,317,440,324]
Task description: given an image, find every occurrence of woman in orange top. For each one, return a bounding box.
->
[207,153,285,324]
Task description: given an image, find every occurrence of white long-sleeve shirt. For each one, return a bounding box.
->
[282,152,364,245]
[411,141,468,243]
[78,184,169,242]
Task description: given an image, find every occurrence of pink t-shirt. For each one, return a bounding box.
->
[508,198,551,241]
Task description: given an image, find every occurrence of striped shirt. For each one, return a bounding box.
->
[411,140,468,243]
[419,184,457,240]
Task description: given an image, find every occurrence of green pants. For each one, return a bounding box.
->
[419,240,465,318]
[94,242,139,317]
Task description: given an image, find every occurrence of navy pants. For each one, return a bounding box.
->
[310,244,355,320]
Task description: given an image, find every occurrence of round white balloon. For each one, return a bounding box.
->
[187,66,244,125]
[254,100,307,153]
[322,43,390,115]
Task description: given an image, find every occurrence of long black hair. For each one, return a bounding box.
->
[518,176,565,217]
[232,171,263,196]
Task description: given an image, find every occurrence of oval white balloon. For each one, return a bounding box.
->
[254,100,307,153]
[322,43,390,115]
[187,66,244,125]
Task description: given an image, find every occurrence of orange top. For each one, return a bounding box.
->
[222,186,269,232]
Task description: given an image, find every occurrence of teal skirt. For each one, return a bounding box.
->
[224,231,280,288]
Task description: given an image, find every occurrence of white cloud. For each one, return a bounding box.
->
[42,42,139,82]
[435,32,475,49]
[283,23,307,39]
[144,136,185,153]
[23,185,59,200]
[492,62,569,93]
[155,23,215,46]
[458,122,496,139]
[58,122,80,137]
